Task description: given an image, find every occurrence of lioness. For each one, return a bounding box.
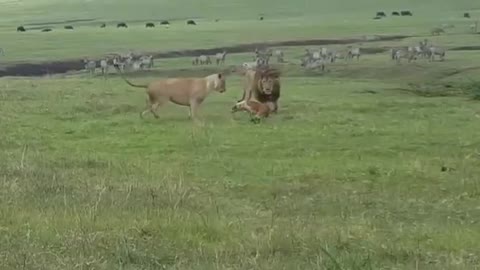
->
[236,68,281,113]
[119,73,226,120]
[231,100,270,123]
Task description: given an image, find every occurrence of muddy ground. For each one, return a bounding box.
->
[0,35,409,77]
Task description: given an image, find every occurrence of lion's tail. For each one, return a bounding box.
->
[115,66,148,89]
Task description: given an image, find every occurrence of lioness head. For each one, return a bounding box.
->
[207,73,226,93]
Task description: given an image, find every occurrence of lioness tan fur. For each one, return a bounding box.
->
[119,73,226,120]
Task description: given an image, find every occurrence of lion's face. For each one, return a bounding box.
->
[259,76,275,95]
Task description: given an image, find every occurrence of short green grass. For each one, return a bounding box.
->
[2,63,480,269]
[1,0,480,269]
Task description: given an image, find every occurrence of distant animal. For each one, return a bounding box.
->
[139,55,154,69]
[215,51,227,65]
[376,12,386,17]
[301,58,325,71]
[390,47,408,60]
[254,48,273,66]
[198,55,211,65]
[464,12,470,18]
[470,22,478,33]
[392,11,400,16]
[401,10,413,16]
[117,22,128,28]
[347,47,361,61]
[118,72,226,121]
[431,27,445,35]
[259,16,264,21]
[274,49,284,63]
[41,28,52,32]
[236,68,281,113]
[231,100,271,123]
[428,46,446,61]
[192,56,199,65]
[187,20,196,25]
[84,59,96,75]
[64,25,74,30]
[100,59,109,76]
[100,23,106,28]
[16,26,26,32]
[160,20,170,25]
[145,22,155,28]
[393,49,416,63]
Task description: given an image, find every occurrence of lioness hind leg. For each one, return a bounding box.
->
[141,98,165,119]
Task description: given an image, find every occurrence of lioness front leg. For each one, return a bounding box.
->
[189,100,202,123]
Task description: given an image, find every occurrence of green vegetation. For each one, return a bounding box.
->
[1,0,480,269]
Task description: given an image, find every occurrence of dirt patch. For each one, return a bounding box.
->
[0,35,409,77]
[449,46,480,51]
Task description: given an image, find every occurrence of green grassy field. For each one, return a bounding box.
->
[1,0,480,269]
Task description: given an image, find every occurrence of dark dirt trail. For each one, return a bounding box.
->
[1,35,410,77]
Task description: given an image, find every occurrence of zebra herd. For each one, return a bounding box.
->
[192,51,227,65]
[84,53,154,75]
[241,46,361,71]
[391,39,446,63]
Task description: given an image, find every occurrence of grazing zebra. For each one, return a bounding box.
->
[192,56,199,65]
[84,59,96,75]
[100,59,109,75]
[301,57,325,71]
[215,51,227,65]
[198,55,212,65]
[320,47,328,59]
[254,48,272,65]
[139,55,154,69]
[393,49,416,64]
[274,49,284,63]
[346,47,361,61]
[427,46,446,61]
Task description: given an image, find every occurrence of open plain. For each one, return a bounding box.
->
[1,0,480,269]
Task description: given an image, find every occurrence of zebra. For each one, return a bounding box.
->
[427,46,446,61]
[215,51,227,65]
[84,59,96,75]
[301,57,325,71]
[274,49,284,63]
[198,55,211,65]
[346,47,361,61]
[254,48,272,65]
[139,55,154,69]
[99,59,109,76]
[393,49,416,64]
[192,56,199,65]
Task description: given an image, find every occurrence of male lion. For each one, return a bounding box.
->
[118,72,226,121]
[235,67,281,113]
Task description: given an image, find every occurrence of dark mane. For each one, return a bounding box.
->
[255,67,281,79]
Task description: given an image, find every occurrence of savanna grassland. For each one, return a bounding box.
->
[1,0,480,269]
